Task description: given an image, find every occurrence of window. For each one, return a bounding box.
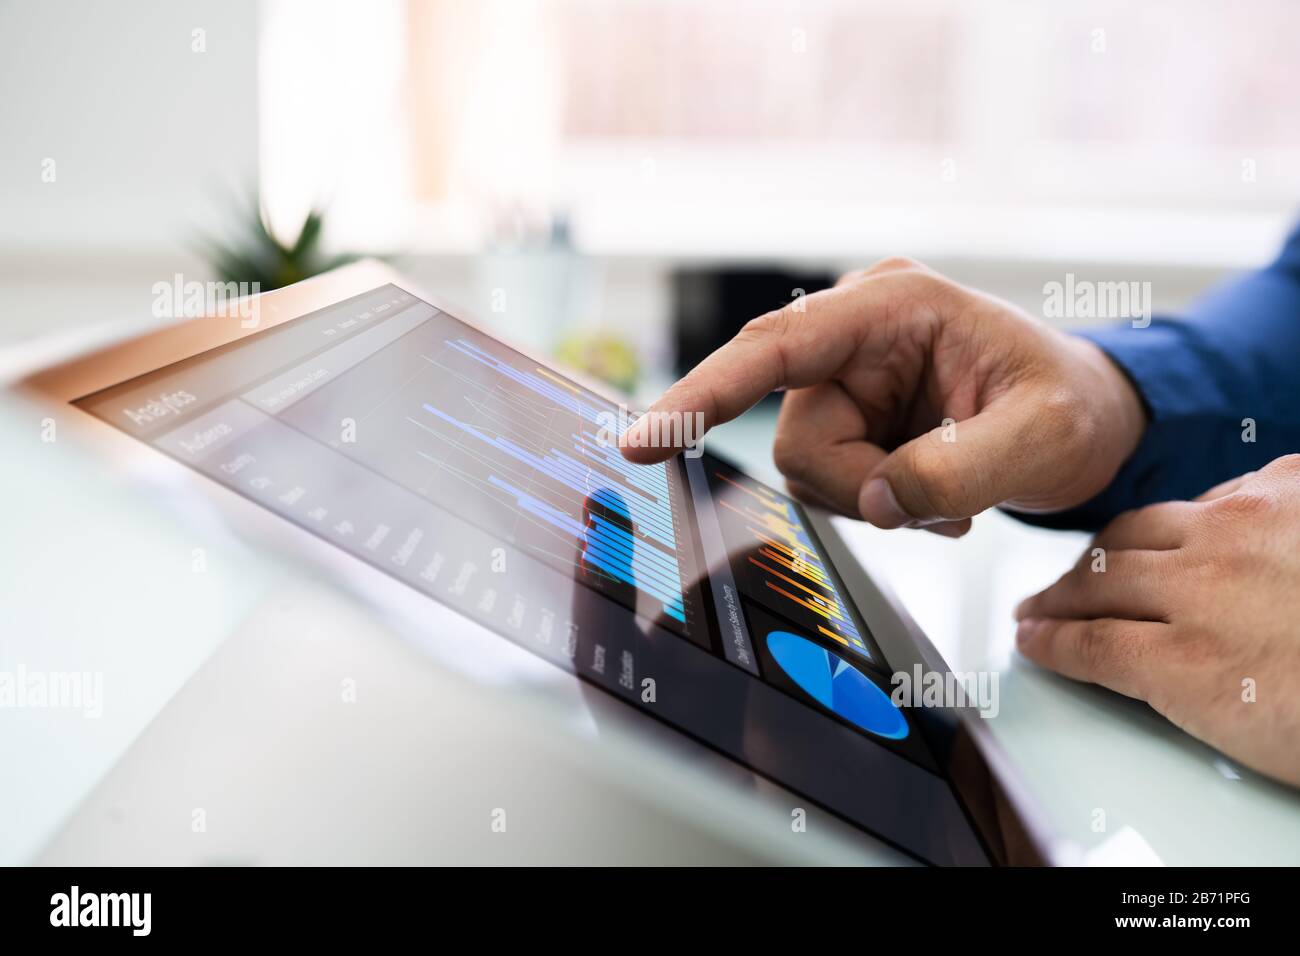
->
[262,0,1300,263]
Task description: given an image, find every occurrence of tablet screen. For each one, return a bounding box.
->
[74,283,993,864]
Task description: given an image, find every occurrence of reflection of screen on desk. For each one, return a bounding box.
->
[76,284,987,864]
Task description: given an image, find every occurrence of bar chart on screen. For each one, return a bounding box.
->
[335,324,702,638]
[706,463,878,667]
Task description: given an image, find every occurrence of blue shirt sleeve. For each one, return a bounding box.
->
[1010,224,1300,532]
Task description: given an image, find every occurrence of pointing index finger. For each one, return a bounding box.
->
[619,282,885,464]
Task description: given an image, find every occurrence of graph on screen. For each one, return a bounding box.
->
[433,338,686,616]
[707,463,874,664]
[288,320,701,638]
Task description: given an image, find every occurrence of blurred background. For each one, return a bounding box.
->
[2,0,1298,408]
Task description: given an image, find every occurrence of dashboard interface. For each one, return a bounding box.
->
[75,284,990,864]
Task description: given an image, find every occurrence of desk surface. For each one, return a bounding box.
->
[710,405,1300,866]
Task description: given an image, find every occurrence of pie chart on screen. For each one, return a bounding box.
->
[766,630,909,740]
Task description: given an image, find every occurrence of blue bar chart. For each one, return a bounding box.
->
[336,327,701,636]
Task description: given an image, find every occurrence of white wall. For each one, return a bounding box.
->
[0,0,259,348]
[0,0,259,251]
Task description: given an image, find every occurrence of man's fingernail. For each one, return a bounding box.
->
[860,478,910,529]
[927,520,968,539]
[1015,618,1043,645]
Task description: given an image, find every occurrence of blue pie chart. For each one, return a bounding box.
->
[766,630,909,740]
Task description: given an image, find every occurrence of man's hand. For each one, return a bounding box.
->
[1015,456,1300,787]
[621,258,1146,537]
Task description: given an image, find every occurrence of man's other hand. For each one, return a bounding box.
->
[1016,456,1300,787]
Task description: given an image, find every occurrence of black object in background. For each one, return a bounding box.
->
[672,267,835,377]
